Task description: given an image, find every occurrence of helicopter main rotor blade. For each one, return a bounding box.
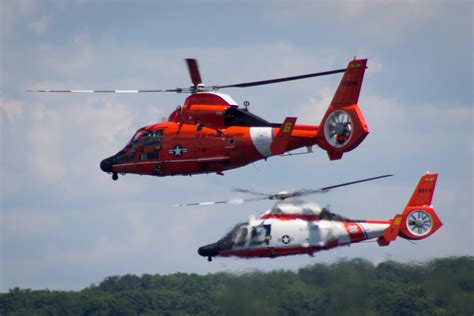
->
[174,196,267,207]
[214,68,346,89]
[175,174,393,207]
[291,174,394,197]
[186,58,203,87]
[27,89,184,93]
[28,61,348,94]
[233,188,271,197]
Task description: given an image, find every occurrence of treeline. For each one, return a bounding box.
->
[1,257,473,315]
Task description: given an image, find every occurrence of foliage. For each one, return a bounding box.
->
[1,257,472,315]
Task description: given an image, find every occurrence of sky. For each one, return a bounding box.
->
[1,0,472,291]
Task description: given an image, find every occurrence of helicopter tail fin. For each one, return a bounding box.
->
[270,117,297,155]
[316,59,369,160]
[378,173,442,246]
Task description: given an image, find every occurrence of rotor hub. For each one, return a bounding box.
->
[334,122,346,135]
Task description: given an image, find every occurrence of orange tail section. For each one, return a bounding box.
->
[316,59,369,160]
[378,173,442,246]
[405,172,438,207]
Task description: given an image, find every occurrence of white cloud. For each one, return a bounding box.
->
[71,100,135,146]
[1,0,39,34]
[0,97,24,124]
[1,210,62,239]
[39,40,95,75]
[27,105,66,183]
[28,17,48,34]
[264,1,441,43]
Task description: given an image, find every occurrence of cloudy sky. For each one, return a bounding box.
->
[1,0,472,291]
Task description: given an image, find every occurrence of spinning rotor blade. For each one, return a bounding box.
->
[233,188,271,197]
[28,59,348,95]
[290,174,394,198]
[175,174,393,207]
[186,58,203,87]
[234,174,393,202]
[27,89,182,93]
[214,68,346,89]
[174,196,266,207]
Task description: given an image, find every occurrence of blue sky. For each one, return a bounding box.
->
[1,0,472,291]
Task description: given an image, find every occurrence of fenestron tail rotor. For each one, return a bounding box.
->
[324,110,353,148]
[28,58,347,95]
[175,174,393,207]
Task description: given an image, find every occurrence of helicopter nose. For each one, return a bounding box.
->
[198,242,220,257]
[100,157,113,173]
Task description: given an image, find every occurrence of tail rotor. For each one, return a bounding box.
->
[324,110,353,148]
[316,59,369,160]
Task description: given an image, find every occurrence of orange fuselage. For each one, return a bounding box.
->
[111,122,319,177]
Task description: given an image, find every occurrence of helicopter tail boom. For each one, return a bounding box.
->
[316,59,369,160]
[378,173,442,246]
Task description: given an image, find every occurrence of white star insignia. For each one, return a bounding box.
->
[169,145,188,157]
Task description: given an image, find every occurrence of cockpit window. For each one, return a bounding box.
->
[235,227,248,246]
[141,130,163,146]
[123,130,143,162]
[131,131,141,145]
[219,222,249,249]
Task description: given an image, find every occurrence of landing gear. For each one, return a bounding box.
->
[112,172,118,181]
[207,256,213,262]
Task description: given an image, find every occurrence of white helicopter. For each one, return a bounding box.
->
[177,173,442,261]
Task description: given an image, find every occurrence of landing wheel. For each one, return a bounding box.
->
[207,256,212,262]
[112,173,118,181]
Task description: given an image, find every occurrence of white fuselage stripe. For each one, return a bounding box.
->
[250,127,274,157]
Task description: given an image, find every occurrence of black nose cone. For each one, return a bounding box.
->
[100,157,113,173]
[198,243,220,257]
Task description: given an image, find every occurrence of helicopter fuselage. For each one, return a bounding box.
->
[198,173,442,261]
[198,215,390,260]
[101,119,318,177]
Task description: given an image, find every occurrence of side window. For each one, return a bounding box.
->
[140,152,159,161]
[250,224,271,246]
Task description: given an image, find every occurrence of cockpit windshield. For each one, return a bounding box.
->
[121,129,143,162]
[130,130,142,146]
[221,222,249,247]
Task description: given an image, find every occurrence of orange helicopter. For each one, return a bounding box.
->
[31,58,369,180]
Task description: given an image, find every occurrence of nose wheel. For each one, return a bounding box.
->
[207,256,213,262]
[112,173,118,181]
